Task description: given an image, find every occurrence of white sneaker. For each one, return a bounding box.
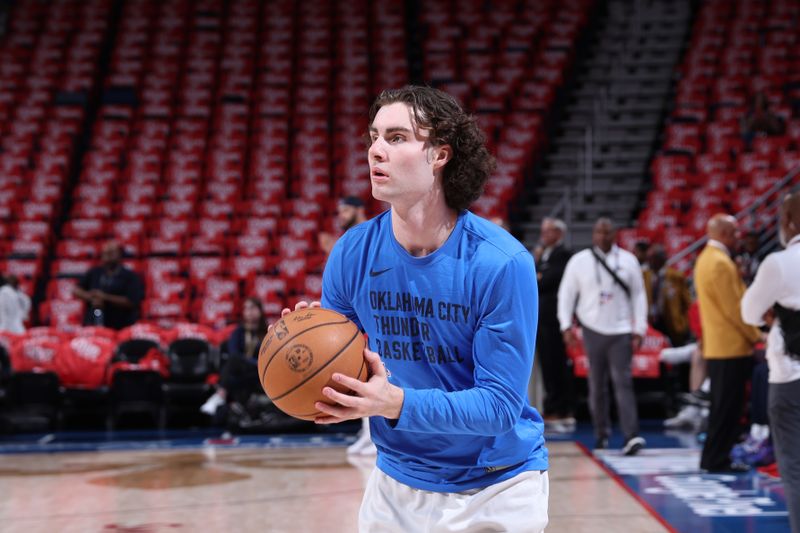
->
[664,404,701,430]
[200,392,225,415]
[346,431,376,455]
[347,419,377,455]
[622,436,646,456]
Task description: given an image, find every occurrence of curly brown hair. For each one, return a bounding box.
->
[368,86,496,212]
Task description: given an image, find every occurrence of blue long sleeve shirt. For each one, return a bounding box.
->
[322,210,547,492]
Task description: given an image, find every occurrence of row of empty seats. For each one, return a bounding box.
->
[0,0,111,297]
[0,322,240,430]
[629,0,800,270]
[32,0,592,330]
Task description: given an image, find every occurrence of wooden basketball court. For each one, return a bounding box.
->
[0,441,667,532]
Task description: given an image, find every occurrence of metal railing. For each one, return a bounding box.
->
[667,165,800,269]
[546,186,575,249]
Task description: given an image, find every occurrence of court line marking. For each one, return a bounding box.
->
[574,441,679,533]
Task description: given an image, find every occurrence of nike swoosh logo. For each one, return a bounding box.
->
[369,268,392,277]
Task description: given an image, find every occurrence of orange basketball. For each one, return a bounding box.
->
[257,307,367,421]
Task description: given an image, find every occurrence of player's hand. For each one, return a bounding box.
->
[90,290,105,307]
[313,347,404,425]
[632,334,643,352]
[267,301,321,333]
[763,308,775,327]
[562,329,577,347]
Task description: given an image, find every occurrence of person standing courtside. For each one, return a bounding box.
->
[533,217,574,432]
[644,244,692,347]
[694,214,761,472]
[558,218,648,455]
[742,192,800,532]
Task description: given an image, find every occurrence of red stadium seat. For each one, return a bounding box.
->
[39,299,85,330]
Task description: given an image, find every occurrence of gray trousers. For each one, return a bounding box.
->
[582,327,639,441]
[769,378,800,533]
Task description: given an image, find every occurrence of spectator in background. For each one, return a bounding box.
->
[694,214,761,472]
[644,244,692,347]
[633,240,650,267]
[318,196,368,256]
[558,218,648,455]
[662,301,710,431]
[73,241,143,330]
[201,297,268,415]
[0,274,31,334]
[742,192,800,532]
[489,215,510,231]
[737,230,765,286]
[741,92,785,149]
[533,217,574,432]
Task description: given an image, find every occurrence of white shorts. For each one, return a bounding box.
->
[358,468,549,533]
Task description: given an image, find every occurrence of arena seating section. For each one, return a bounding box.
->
[617,0,800,272]
[0,0,591,424]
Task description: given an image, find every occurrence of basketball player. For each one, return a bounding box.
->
[280,86,548,532]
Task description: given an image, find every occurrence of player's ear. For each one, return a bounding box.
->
[432,144,452,170]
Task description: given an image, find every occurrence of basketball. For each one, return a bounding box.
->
[257,307,367,421]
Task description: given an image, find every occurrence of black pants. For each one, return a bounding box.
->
[769,378,800,533]
[537,321,574,417]
[583,327,639,441]
[701,356,753,471]
[751,361,770,426]
[220,357,261,405]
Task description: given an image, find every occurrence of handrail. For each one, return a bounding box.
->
[546,186,575,248]
[666,164,800,267]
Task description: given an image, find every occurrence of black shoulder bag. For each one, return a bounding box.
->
[591,248,631,300]
[773,302,800,361]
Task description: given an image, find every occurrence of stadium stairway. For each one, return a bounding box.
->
[520,0,694,249]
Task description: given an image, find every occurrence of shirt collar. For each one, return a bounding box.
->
[592,244,618,259]
[788,235,800,247]
[707,239,730,255]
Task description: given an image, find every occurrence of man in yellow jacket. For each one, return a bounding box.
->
[694,214,762,472]
[644,244,692,347]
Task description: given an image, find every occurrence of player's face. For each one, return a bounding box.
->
[367,102,448,207]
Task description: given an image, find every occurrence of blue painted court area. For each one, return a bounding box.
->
[562,421,791,533]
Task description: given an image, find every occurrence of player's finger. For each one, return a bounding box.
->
[280,307,292,317]
[309,301,321,308]
[332,373,368,394]
[363,348,386,378]
[293,301,310,311]
[321,386,361,407]
[315,398,357,418]
[314,415,347,425]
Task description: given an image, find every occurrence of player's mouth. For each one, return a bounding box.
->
[371,167,390,182]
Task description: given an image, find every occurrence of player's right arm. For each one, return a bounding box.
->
[320,234,362,329]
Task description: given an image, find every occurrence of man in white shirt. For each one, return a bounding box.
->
[742,192,800,533]
[558,218,648,455]
[0,274,31,334]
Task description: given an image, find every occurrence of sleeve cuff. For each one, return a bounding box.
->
[392,387,417,431]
